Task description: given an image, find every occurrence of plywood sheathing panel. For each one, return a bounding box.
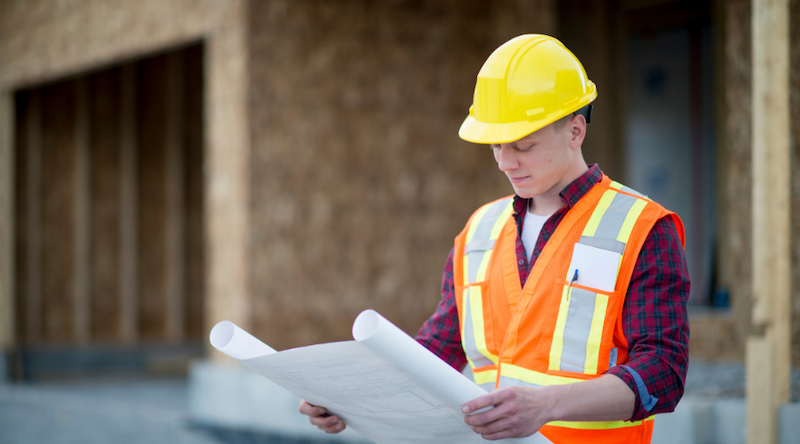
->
[246,0,555,350]
[685,0,751,363]
[790,0,800,368]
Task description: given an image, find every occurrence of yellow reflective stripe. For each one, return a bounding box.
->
[583,293,609,374]
[547,416,654,430]
[616,198,647,244]
[548,285,571,371]
[465,204,491,244]
[582,189,616,237]
[469,285,499,365]
[609,181,623,191]
[489,202,514,239]
[501,363,583,386]
[473,368,497,386]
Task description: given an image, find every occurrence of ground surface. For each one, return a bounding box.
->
[1,362,799,443]
[0,378,332,444]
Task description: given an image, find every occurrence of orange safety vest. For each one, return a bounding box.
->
[454,175,684,444]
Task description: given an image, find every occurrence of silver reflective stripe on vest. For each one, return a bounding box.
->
[558,287,597,373]
[464,238,496,254]
[578,235,625,254]
[620,184,647,199]
[462,285,494,369]
[498,375,542,389]
[461,197,513,372]
[465,198,512,284]
[478,382,496,392]
[551,184,649,374]
[592,192,637,242]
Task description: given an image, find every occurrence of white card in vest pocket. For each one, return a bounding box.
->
[566,243,621,293]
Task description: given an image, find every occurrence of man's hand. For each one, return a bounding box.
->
[299,399,346,434]
[462,386,555,440]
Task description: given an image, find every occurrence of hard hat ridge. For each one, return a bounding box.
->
[459,34,597,144]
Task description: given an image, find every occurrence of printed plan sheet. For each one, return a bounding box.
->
[210,310,553,444]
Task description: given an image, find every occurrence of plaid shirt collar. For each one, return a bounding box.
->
[511,164,603,219]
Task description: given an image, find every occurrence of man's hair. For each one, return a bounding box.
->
[552,113,575,132]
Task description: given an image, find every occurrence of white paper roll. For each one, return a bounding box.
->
[210,320,277,360]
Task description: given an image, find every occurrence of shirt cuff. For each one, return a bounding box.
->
[607,365,649,421]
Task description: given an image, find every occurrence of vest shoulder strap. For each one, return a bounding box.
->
[462,196,514,285]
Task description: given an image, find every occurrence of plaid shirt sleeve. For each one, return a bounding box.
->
[607,215,690,421]
[415,248,467,371]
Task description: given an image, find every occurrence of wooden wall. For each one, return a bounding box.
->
[245,0,556,349]
[13,44,205,346]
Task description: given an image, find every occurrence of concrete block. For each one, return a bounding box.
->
[188,359,370,443]
[0,351,9,382]
[780,403,800,444]
[710,398,745,444]
[652,396,747,444]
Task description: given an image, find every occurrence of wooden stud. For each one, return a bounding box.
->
[74,78,91,344]
[747,0,790,443]
[206,0,251,360]
[0,92,15,349]
[165,52,186,342]
[119,65,139,344]
[26,90,42,344]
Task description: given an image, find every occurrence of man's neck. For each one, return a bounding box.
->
[527,161,589,216]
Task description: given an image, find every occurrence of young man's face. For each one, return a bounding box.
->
[491,119,577,199]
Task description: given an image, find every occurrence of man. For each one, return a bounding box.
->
[301,34,689,443]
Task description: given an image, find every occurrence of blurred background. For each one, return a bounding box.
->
[0,0,798,443]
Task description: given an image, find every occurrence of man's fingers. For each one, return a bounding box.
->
[310,415,346,433]
[299,400,327,417]
[462,391,500,415]
[299,399,346,434]
[470,413,523,435]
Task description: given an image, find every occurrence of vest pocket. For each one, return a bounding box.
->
[548,280,616,376]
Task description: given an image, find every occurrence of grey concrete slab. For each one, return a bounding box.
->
[188,360,369,444]
[0,379,218,444]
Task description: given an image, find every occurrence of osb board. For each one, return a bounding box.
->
[556,0,623,182]
[0,0,224,90]
[183,45,205,340]
[137,55,168,341]
[40,81,76,343]
[790,0,800,368]
[245,0,555,349]
[89,67,122,342]
[687,0,751,363]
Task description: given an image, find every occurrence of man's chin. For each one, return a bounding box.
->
[511,186,538,199]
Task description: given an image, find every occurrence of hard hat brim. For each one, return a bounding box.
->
[458,88,597,145]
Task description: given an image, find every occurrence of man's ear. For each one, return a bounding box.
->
[569,114,587,149]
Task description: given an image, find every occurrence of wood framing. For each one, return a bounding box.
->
[747,0,791,443]
[74,77,91,344]
[165,52,186,342]
[0,92,14,349]
[25,90,42,343]
[119,64,138,344]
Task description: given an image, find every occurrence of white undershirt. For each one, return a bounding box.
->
[521,209,552,262]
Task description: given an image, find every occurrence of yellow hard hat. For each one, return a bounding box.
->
[459,34,597,144]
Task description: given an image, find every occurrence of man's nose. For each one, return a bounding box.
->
[495,145,518,172]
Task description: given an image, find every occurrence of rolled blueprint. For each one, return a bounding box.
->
[210,310,552,444]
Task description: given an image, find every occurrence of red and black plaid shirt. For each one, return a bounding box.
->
[415,164,690,421]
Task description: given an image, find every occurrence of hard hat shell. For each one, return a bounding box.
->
[459,34,597,144]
